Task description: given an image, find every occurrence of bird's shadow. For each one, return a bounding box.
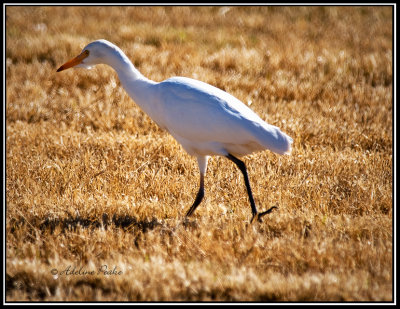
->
[41,214,162,234]
[9,214,163,236]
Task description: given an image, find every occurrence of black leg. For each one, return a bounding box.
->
[226,154,277,222]
[226,154,258,216]
[186,173,204,217]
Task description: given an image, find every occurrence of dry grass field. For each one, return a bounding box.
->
[5,6,393,302]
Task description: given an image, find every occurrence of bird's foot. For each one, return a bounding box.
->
[250,206,278,223]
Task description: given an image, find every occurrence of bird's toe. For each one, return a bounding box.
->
[251,206,278,223]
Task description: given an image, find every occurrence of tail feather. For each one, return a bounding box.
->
[257,124,293,155]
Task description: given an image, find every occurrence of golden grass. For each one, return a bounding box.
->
[6,5,393,302]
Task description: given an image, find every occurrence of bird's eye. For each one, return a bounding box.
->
[84,50,90,56]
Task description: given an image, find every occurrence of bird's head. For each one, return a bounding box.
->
[57,39,117,72]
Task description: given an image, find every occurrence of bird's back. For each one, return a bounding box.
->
[153,77,292,157]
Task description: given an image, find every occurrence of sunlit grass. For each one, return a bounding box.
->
[6,6,392,301]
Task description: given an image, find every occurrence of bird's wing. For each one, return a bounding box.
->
[155,77,265,145]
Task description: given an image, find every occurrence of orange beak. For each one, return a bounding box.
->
[57,50,89,72]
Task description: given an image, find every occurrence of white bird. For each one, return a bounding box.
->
[57,39,293,223]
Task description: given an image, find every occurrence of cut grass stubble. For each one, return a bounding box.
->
[6,6,393,301]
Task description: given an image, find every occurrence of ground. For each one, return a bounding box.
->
[5,6,393,301]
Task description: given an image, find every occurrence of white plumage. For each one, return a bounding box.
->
[57,39,293,222]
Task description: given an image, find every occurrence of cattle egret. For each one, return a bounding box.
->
[57,39,293,223]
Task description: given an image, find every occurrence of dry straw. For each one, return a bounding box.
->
[6,6,392,301]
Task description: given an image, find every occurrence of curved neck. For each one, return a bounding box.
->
[102,46,160,122]
[105,49,145,82]
[103,46,157,104]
